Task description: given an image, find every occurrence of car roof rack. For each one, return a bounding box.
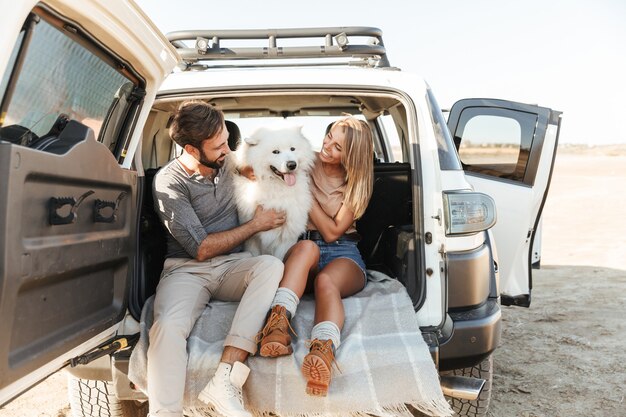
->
[166,27,391,70]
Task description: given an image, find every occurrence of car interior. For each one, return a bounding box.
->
[130,91,423,319]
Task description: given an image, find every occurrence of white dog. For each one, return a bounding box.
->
[231,125,315,260]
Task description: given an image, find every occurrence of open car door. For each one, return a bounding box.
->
[0,0,177,405]
[447,99,561,307]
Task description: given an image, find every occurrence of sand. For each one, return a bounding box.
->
[488,147,626,417]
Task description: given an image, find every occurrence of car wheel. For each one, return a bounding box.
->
[68,376,148,417]
[440,355,493,417]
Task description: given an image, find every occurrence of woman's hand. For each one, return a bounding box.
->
[238,165,256,180]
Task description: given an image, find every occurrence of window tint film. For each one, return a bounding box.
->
[0,17,134,154]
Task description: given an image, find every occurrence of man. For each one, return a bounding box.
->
[149,100,285,417]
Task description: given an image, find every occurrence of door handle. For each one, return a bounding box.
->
[94,191,127,223]
[48,190,94,225]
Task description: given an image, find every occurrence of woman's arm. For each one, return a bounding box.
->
[308,198,355,242]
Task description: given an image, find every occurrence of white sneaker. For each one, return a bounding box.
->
[198,361,252,417]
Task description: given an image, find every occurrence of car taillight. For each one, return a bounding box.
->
[443,191,497,236]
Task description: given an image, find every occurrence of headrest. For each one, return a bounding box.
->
[225,120,241,151]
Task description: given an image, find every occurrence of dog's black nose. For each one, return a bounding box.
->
[287,161,297,171]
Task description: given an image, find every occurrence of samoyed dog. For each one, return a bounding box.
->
[231,125,315,260]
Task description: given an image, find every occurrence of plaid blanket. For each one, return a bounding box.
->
[128,271,452,417]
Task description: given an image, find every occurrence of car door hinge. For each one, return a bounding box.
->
[69,334,139,367]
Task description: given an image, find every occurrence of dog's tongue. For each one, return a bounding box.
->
[284,173,296,186]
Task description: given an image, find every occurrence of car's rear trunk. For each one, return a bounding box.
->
[129,93,423,319]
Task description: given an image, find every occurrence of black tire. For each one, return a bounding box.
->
[440,355,493,417]
[68,376,148,417]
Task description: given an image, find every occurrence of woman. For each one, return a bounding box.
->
[257,116,374,396]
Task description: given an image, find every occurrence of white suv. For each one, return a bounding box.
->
[0,1,560,416]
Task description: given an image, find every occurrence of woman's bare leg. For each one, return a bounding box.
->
[279,240,320,297]
[303,259,364,396]
[313,258,364,329]
[258,240,319,357]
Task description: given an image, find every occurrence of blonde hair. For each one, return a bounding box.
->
[331,117,374,219]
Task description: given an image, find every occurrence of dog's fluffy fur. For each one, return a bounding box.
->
[231,125,315,260]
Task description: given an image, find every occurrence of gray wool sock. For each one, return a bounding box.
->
[310,321,341,350]
[271,287,299,319]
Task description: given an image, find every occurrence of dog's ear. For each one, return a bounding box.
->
[284,125,306,139]
[244,136,259,146]
[294,125,307,141]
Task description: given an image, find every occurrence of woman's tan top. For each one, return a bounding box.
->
[307,153,357,234]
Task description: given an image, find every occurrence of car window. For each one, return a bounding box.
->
[426,88,462,171]
[0,32,23,99]
[455,107,537,182]
[0,15,136,155]
[379,114,403,162]
[226,116,353,150]
[223,114,395,163]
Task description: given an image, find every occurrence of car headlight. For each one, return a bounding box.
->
[443,191,497,236]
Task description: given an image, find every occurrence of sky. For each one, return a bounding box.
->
[135,0,626,145]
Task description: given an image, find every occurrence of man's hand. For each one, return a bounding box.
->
[195,205,286,261]
[251,205,286,231]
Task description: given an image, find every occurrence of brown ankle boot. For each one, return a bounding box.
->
[257,305,294,357]
[301,339,336,396]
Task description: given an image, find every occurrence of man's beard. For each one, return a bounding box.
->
[198,149,225,169]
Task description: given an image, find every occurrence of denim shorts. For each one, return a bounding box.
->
[313,239,367,289]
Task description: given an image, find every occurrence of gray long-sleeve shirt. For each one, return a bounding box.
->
[153,158,241,259]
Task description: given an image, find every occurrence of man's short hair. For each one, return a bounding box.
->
[169,100,224,149]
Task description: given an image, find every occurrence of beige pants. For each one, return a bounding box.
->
[147,252,283,417]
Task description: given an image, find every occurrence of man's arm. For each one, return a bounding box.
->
[195,205,285,261]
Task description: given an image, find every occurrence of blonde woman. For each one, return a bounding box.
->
[257,116,374,396]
